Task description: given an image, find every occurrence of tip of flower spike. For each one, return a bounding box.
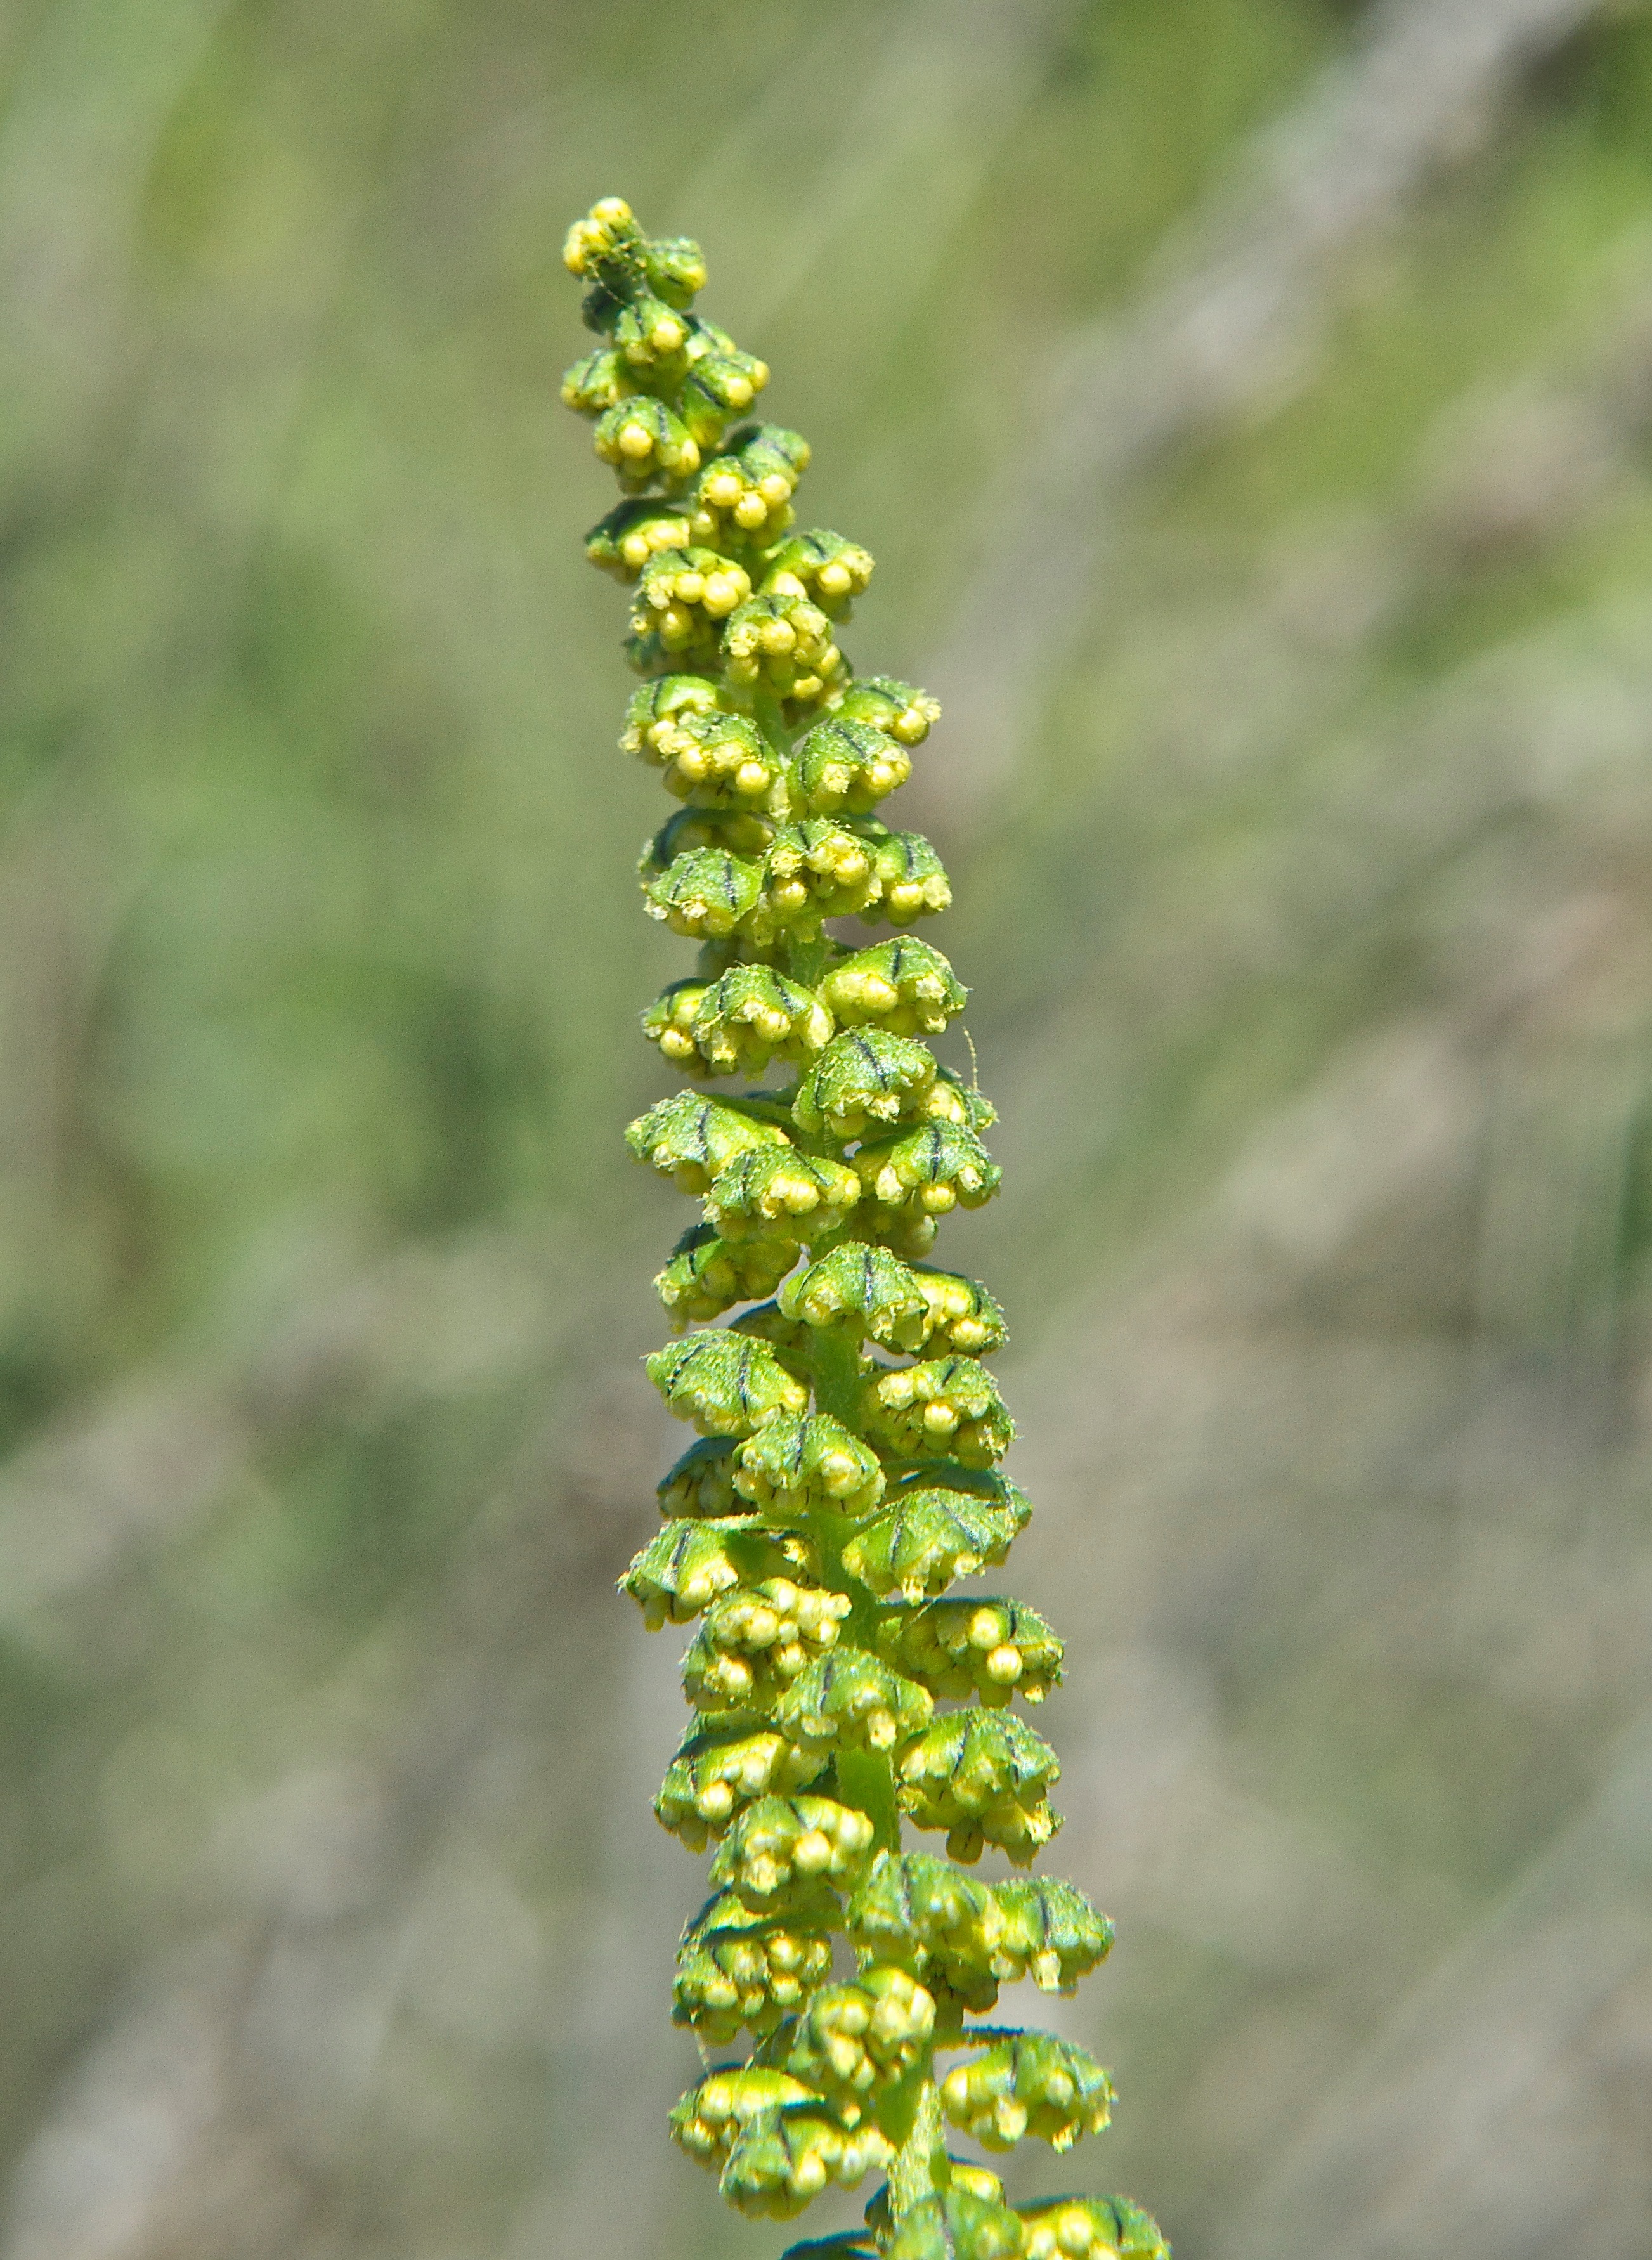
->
[563,195,634,275]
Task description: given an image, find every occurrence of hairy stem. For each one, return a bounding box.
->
[887,2079,946,2219]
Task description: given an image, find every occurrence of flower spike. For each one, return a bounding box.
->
[564,195,1165,2257]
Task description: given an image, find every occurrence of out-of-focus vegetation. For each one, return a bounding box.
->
[3,3,1652,2256]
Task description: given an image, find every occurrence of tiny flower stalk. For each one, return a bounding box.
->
[564,197,1167,2260]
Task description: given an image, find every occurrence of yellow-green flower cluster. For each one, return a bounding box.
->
[564,197,1167,2260]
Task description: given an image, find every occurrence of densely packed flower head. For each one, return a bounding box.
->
[564,195,1167,2260]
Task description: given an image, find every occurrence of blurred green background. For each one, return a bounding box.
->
[4,1,1652,2254]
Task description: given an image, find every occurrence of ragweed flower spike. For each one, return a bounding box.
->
[565,196,1168,2260]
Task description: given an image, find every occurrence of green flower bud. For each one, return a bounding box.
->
[904,1268,1005,1355]
[585,498,694,579]
[724,591,842,703]
[692,425,811,541]
[855,823,951,924]
[706,1148,862,1242]
[720,2106,893,2218]
[896,1711,1061,1864]
[670,715,785,809]
[658,1715,828,1848]
[648,1331,809,1436]
[642,233,708,307]
[638,542,753,632]
[840,1473,1031,1601]
[658,1224,800,1325]
[779,1244,929,1352]
[833,673,941,746]
[622,671,720,757]
[760,819,881,928]
[821,938,967,1037]
[658,1434,744,1520]
[884,2189,1027,2260]
[613,290,691,375]
[939,2034,1112,2154]
[561,346,637,419]
[762,529,876,617]
[671,2065,816,2165]
[594,394,701,487]
[862,1357,1013,1466]
[852,1122,1001,1219]
[791,717,911,815]
[684,1579,852,1710]
[845,1849,1001,1977]
[792,1029,938,1139]
[561,194,639,279]
[675,1892,835,2046]
[987,1879,1113,1994]
[679,342,771,448]
[772,1646,933,1755]
[1018,2197,1169,2260]
[875,1598,1062,1706]
[925,1065,998,1134]
[646,845,765,938]
[620,1517,804,1628]
[709,1793,878,1909]
[784,1966,936,2100]
[641,805,775,881]
[641,975,714,1072]
[627,1089,792,1191]
[734,1412,886,1521]
[691,964,835,1074]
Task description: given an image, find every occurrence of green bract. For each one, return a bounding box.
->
[568,194,1163,2259]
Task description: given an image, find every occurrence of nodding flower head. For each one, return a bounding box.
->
[563,195,1165,2260]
